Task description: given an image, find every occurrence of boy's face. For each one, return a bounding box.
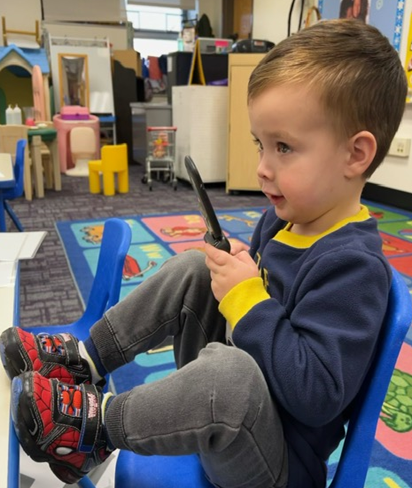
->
[248,83,357,235]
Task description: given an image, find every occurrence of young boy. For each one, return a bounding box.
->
[1,19,407,488]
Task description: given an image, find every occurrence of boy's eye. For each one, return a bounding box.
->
[252,138,264,152]
[277,142,291,154]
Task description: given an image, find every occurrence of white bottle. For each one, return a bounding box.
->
[5,105,14,124]
[13,104,22,124]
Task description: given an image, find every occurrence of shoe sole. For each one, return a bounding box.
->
[11,374,84,484]
[0,330,16,380]
[0,338,9,377]
[0,329,30,380]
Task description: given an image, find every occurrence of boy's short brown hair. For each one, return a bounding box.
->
[248,19,407,178]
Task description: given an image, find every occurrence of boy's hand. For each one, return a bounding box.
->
[204,243,260,302]
[229,240,250,255]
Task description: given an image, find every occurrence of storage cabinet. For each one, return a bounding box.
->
[226,53,265,192]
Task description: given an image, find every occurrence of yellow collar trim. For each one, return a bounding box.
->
[274,205,371,249]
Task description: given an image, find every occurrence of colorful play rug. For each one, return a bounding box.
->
[56,201,412,488]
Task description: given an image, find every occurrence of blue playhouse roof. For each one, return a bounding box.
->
[0,44,49,75]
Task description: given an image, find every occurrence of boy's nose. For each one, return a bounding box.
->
[257,155,275,181]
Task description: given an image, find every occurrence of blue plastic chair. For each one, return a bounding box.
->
[10,218,132,488]
[6,218,131,488]
[110,267,412,488]
[20,217,132,340]
[3,138,26,232]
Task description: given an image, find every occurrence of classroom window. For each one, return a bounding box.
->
[127,5,182,32]
[127,4,185,57]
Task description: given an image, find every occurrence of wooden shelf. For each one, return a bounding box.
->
[226,53,265,192]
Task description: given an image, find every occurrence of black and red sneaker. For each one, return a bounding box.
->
[0,327,92,385]
[11,371,113,484]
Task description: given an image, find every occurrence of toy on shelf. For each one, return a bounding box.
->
[143,126,177,191]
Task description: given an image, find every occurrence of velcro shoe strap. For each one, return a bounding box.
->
[57,333,82,366]
[78,383,101,453]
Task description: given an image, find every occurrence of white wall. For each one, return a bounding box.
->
[42,0,127,22]
[252,0,313,43]
[252,0,412,194]
[0,0,42,44]
[0,0,128,49]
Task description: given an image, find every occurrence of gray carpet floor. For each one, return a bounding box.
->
[7,163,268,327]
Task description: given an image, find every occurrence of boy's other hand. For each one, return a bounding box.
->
[204,243,259,302]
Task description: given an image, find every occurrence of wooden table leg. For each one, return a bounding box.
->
[30,135,44,198]
[48,139,61,191]
[23,155,33,201]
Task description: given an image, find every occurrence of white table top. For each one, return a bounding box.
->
[0,153,13,179]
[0,234,47,487]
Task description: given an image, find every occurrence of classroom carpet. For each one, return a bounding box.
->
[56,201,412,488]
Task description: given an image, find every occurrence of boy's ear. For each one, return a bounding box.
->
[345,131,377,178]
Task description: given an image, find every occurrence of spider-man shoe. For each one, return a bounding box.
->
[11,371,113,484]
[0,327,92,385]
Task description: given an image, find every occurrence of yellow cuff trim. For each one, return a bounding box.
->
[218,277,271,330]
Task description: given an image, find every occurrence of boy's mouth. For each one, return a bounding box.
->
[265,192,285,206]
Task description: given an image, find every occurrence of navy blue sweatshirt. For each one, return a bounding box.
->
[219,205,391,487]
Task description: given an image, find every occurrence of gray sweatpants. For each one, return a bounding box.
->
[89,250,288,488]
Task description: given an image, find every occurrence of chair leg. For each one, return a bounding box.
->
[77,476,96,488]
[89,168,101,194]
[4,200,23,232]
[102,171,115,196]
[23,157,33,201]
[117,170,129,193]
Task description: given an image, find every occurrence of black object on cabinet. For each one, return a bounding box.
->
[166,52,229,103]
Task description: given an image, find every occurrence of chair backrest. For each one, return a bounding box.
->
[78,218,131,328]
[5,138,27,199]
[0,124,30,168]
[70,127,96,159]
[329,267,412,487]
[111,267,412,488]
[101,143,128,172]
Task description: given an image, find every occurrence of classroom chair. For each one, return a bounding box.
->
[0,125,33,200]
[88,143,128,196]
[3,139,27,231]
[78,266,412,488]
[67,126,96,177]
[7,218,131,488]
[20,217,131,339]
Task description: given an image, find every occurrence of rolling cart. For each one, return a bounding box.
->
[143,126,177,190]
